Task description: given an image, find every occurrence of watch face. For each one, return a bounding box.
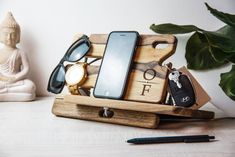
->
[65,64,86,85]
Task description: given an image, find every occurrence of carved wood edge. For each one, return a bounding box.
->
[74,33,177,64]
[52,98,160,128]
[63,95,214,119]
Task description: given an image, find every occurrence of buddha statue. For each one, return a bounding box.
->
[0,12,36,101]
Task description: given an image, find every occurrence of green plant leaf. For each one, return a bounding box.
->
[205,3,235,27]
[219,65,235,101]
[216,25,235,38]
[150,23,202,34]
[207,25,235,63]
[185,32,227,70]
[209,46,228,63]
[210,45,235,64]
[204,31,235,53]
[227,55,235,63]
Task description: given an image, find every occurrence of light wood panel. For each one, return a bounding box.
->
[80,61,170,103]
[71,34,177,103]
[64,95,214,119]
[52,97,160,128]
[81,34,177,64]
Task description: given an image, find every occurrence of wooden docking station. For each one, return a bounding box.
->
[52,34,214,128]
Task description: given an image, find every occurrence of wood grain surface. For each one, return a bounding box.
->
[70,34,177,103]
[52,98,159,128]
[80,61,170,103]
[86,34,177,64]
[63,95,214,119]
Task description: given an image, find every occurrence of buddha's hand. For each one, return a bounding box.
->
[0,75,16,82]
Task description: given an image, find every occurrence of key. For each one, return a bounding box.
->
[165,92,174,105]
[168,70,182,88]
[168,71,196,107]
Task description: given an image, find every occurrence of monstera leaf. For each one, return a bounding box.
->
[220,65,235,101]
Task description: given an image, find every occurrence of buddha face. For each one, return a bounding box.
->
[0,27,19,47]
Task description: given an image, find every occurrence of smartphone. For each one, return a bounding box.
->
[93,31,139,99]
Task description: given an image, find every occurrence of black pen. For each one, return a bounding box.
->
[127,135,215,144]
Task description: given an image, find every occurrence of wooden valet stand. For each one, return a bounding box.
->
[52,34,214,128]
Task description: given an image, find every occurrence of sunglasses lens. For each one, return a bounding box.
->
[47,65,65,94]
[67,39,90,62]
[48,35,91,94]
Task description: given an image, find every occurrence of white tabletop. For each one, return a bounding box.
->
[0,97,234,157]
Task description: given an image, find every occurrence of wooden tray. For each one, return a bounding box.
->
[52,95,214,128]
[53,96,160,128]
[51,34,214,128]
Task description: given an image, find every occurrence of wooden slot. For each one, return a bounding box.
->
[64,95,214,119]
[52,98,160,128]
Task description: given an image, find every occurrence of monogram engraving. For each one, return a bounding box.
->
[140,69,156,96]
[141,84,152,96]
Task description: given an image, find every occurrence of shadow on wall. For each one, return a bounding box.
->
[20,29,44,96]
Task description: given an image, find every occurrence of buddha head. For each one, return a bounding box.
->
[0,12,21,47]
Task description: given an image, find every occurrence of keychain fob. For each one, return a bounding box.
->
[168,70,196,107]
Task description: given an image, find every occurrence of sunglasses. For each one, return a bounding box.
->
[47,35,91,94]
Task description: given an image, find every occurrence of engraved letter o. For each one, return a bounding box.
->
[143,69,156,80]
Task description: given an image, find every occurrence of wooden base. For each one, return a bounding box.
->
[51,95,214,129]
[64,95,214,119]
[52,97,160,128]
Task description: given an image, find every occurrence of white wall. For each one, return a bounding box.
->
[1,0,235,114]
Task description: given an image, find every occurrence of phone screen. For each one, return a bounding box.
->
[93,31,139,99]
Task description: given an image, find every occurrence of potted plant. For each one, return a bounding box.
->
[150,3,235,116]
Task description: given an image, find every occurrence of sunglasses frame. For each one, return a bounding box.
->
[47,35,91,94]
